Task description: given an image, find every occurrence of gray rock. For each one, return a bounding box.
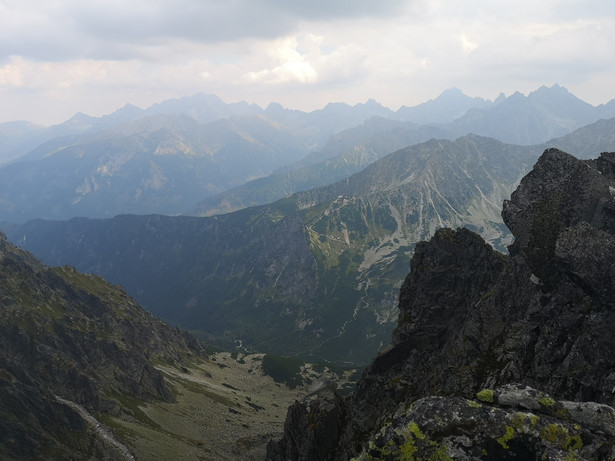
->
[356,387,615,461]
[266,386,347,461]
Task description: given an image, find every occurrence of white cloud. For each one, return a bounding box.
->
[0,57,23,87]
[244,37,318,84]
[1,0,615,123]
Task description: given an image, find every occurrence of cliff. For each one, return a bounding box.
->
[268,149,615,460]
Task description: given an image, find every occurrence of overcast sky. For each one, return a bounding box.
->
[1,0,614,125]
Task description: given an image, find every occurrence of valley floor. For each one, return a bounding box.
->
[98,352,349,460]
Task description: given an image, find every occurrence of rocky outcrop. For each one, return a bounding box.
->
[268,386,347,461]
[0,232,205,459]
[503,148,615,290]
[354,384,615,460]
[268,149,615,459]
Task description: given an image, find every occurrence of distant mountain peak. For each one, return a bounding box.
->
[109,102,144,118]
[439,87,465,97]
[395,87,489,123]
[323,101,351,109]
[67,111,95,122]
[494,92,507,104]
[529,83,569,96]
[361,98,385,108]
[265,101,287,112]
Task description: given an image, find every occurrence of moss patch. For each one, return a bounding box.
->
[476,389,494,403]
[497,425,515,449]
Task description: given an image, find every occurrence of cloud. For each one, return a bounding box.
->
[243,37,318,84]
[240,34,369,87]
[1,0,615,124]
[460,17,615,85]
[0,0,410,62]
[0,57,23,87]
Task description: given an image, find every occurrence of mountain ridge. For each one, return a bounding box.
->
[6,121,615,366]
[3,85,615,221]
[191,116,615,218]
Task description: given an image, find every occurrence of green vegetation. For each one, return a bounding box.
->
[261,354,305,388]
[356,421,453,460]
[476,389,494,403]
[497,425,515,449]
[108,392,161,429]
[538,396,556,407]
[408,422,426,440]
[539,423,583,453]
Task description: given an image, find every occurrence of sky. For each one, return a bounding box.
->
[1,0,614,126]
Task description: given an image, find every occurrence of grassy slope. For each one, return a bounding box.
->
[100,352,357,460]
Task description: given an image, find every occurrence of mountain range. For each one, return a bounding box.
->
[2,85,615,222]
[7,115,615,365]
[191,110,615,218]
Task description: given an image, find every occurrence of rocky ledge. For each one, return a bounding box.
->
[267,149,615,460]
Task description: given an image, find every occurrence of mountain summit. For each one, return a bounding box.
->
[396,87,490,124]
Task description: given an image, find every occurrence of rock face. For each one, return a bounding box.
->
[0,233,205,459]
[267,149,615,460]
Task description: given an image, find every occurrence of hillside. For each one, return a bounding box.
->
[5,135,538,364]
[0,231,204,458]
[0,114,311,221]
[191,114,615,218]
[268,149,615,459]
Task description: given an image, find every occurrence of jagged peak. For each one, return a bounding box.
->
[529,83,568,96]
[359,98,386,108]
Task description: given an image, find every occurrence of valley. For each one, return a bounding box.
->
[5,135,535,364]
[0,229,356,459]
[99,352,356,460]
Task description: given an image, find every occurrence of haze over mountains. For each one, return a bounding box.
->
[2,84,615,222]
